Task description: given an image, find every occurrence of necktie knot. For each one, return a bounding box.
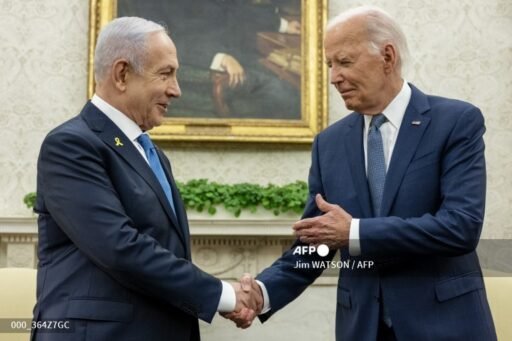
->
[137,133,154,152]
[370,114,387,129]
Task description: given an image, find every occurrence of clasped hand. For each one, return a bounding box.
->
[221,273,263,329]
[221,195,350,329]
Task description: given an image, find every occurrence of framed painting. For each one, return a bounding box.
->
[88,0,327,143]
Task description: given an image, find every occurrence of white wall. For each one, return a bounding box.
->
[0,0,90,216]
[0,1,511,339]
[1,0,511,237]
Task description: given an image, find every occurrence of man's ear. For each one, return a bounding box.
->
[111,59,130,91]
[382,43,397,74]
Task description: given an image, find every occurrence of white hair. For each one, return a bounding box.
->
[327,6,410,74]
[94,17,166,83]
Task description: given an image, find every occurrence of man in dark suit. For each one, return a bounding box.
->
[32,17,261,341]
[225,5,497,340]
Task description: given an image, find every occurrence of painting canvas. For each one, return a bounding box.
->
[88,0,327,143]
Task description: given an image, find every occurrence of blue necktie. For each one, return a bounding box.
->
[368,114,393,327]
[137,133,176,216]
[367,114,387,217]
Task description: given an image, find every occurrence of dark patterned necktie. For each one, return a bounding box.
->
[367,114,387,217]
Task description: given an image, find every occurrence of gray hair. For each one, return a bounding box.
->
[94,17,166,83]
[327,6,410,74]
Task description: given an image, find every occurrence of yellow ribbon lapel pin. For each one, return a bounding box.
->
[114,137,124,147]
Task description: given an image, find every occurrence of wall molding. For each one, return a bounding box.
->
[0,217,338,285]
[0,216,297,236]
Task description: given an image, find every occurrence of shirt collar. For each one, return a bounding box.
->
[90,94,143,142]
[364,81,412,130]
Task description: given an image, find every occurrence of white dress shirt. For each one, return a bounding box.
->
[348,81,412,256]
[90,94,237,312]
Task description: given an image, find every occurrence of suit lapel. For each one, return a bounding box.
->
[381,84,431,216]
[156,148,192,259]
[344,114,373,218]
[80,102,188,248]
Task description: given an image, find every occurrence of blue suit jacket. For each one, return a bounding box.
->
[32,102,221,341]
[257,84,497,340]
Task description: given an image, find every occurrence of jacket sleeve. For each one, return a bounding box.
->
[256,136,335,322]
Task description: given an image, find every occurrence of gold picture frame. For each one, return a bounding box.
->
[88,0,327,143]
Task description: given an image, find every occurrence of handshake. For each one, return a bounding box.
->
[221,273,264,329]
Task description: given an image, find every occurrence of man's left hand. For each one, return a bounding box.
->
[293,194,352,249]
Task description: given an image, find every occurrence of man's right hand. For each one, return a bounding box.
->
[221,273,263,328]
[220,54,246,88]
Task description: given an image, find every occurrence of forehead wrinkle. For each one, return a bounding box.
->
[325,34,363,60]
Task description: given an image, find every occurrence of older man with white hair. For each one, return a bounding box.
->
[225,5,497,341]
[33,16,262,341]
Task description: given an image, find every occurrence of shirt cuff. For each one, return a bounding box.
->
[210,53,226,71]
[217,280,236,312]
[279,17,288,33]
[349,218,361,256]
[256,280,271,314]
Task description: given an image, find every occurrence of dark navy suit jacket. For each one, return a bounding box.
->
[32,102,221,341]
[257,84,497,340]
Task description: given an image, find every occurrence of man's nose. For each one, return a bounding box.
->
[330,65,344,84]
[167,78,181,98]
